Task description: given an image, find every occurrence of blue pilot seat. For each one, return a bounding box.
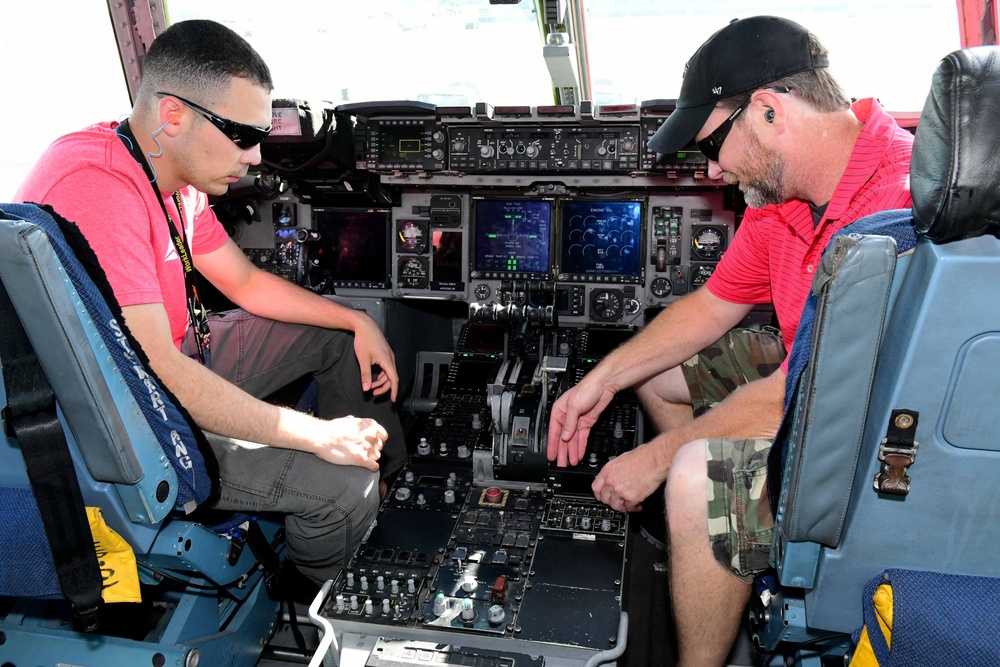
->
[756,46,1000,666]
[0,202,282,667]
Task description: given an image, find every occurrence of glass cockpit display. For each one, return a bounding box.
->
[472,198,553,278]
[558,199,643,281]
[308,209,391,289]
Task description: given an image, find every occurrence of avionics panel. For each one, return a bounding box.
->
[364,118,447,171]
[557,198,644,283]
[471,198,553,280]
[308,208,391,290]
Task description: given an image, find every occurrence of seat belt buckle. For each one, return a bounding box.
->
[74,604,101,632]
[873,409,919,496]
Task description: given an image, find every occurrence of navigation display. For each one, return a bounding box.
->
[472,198,552,277]
[308,208,391,289]
[558,199,642,280]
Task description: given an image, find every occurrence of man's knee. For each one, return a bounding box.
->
[665,439,709,531]
[636,365,691,407]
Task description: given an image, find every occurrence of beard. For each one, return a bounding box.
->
[726,125,786,209]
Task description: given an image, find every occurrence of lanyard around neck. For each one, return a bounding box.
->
[116,119,211,366]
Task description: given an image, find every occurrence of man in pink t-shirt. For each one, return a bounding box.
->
[16,19,405,587]
[546,16,913,665]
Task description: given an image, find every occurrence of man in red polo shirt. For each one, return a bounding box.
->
[546,16,913,666]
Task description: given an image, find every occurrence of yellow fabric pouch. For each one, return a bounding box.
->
[849,583,893,667]
[86,507,141,603]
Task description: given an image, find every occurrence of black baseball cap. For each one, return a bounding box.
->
[648,16,829,155]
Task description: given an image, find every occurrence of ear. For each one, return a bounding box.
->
[156,95,185,136]
[751,89,788,132]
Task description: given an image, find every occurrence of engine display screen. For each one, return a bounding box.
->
[472,198,552,277]
[308,209,391,289]
[558,199,643,280]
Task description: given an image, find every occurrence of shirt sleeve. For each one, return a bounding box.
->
[705,206,774,305]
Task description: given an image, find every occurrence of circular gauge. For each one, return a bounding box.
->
[691,225,727,260]
[590,289,624,322]
[397,220,428,254]
[474,283,491,300]
[691,264,716,287]
[650,277,672,298]
[398,256,429,289]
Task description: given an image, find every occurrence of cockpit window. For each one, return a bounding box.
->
[583,1,961,112]
[166,0,555,107]
[167,0,960,113]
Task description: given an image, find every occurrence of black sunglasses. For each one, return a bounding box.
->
[157,92,271,149]
[696,96,752,163]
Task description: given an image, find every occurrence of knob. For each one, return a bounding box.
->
[434,417,444,427]
[416,493,427,505]
[395,487,412,502]
[446,472,457,487]
[479,145,495,158]
[350,595,359,611]
[588,452,598,467]
[460,598,477,622]
[335,594,345,613]
[417,438,431,455]
[452,138,466,152]
[346,572,355,587]
[525,144,540,158]
[444,489,456,504]
[433,593,448,616]
[487,604,506,626]
[457,444,471,459]
[581,516,592,530]
[404,470,415,483]
[432,131,446,143]
[461,577,477,593]
[597,146,607,156]
[613,420,624,439]
[601,518,612,531]
[432,148,445,161]
[559,342,571,355]
[471,413,482,430]
[439,441,449,454]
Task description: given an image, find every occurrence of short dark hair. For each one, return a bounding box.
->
[137,19,273,107]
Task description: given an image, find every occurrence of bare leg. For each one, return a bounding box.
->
[636,365,696,432]
[665,440,751,667]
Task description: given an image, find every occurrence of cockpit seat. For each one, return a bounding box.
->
[0,202,282,667]
[756,45,1000,666]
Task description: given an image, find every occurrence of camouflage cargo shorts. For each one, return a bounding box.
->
[680,328,785,581]
[681,327,785,417]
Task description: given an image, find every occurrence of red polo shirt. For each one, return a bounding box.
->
[706,98,913,371]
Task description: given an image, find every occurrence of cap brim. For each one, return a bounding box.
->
[647,103,715,154]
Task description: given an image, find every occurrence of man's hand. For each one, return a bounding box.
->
[351,314,398,401]
[546,379,617,467]
[311,416,388,471]
[591,443,668,513]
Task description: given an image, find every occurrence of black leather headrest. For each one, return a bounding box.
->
[912,46,1000,243]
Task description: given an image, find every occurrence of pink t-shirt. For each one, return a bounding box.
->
[15,121,230,350]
